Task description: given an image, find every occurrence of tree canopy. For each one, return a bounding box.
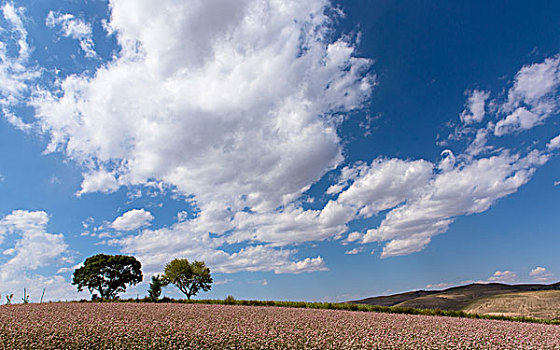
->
[72,253,143,300]
[163,258,212,300]
[147,274,165,301]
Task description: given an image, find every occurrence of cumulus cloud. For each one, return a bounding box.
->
[45,11,96,58]
[27,0,374,270]
[530,266,555,282]
[495,107,541,136]
[487,270,518,284]
[344,232,363,243]
[426,270,523,290]
[118,219,326,275]
[495,55,560,136]
[344,247,364,255]
[2,0,558,272]
[0,210,77,301]
[547,134,560,150]
[111,209,154,231]
[0,210,68,273]
[460,89,490,124]
[332,158,433,219]
[361,150,547,257]
[76,170,119,196]
[425,282,454,290]
[33,0,373,215]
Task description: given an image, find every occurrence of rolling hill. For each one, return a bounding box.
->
[463,290,560,320]
[350,282,560,315]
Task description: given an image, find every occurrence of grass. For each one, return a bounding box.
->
[463,290,560,320]
[74,296,560,325]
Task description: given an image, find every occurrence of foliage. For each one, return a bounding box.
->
[5,294,13,305]
[163,258,212,300]
[147,274,165,301]
[224,295,236,304]
[72,253,143,300]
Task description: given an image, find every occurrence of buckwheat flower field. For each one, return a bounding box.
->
[1,303,559,349]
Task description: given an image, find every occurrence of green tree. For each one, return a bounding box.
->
[72,253,143,300]
[147,274,164,301]
[163,258,212,300]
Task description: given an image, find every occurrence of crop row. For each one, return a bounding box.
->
[89,296,560,326]
[1,303,559,349]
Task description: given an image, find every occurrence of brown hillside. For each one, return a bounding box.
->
[348,290,438,307]
[462,290,560,320]
[351,282,560,311]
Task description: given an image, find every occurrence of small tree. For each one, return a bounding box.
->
[147,274,164,301]
[163,258,212,300]
[72,253,143,300]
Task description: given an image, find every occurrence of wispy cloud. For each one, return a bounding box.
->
[45,11,96,58]
[0,210,77,301]
[530,266,555,282]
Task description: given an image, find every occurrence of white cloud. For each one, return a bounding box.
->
[176,210,188,222]
[0,210,77,301]
[425,282,454,290]
[426,270,522,290]
[2,0,557,271]
[56,262,82,274]
[111,209,154,231]
[460,89,490,124]
[33,0,372,214]
[76,170,119,196]
[248,279,268,286]
[466,128,491,156]
[495,55,560,135]
[362,150,548,257]
[0,210,68,272]
[0,3,40,110]
[344,247,364,255]
[487,270,518,284]
[530,266,555,282]
[81,216,94,229]
[214,278,232,286]
[495,107,541,136]
[118,219,326,275]
[344,232,363,243]
[547,134,560,150]
[2,248,15,255]
[333,158,433,218]
[505,55,560,108]
[45,11,96,58]
[29,0,374,271]
[126,189,142,199]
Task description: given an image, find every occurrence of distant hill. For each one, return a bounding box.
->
[463,290,560,320]
[350,282,560,313]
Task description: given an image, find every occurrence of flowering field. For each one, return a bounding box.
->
[0,303,559,349]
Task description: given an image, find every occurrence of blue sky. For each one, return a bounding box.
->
[0,0,559,302]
